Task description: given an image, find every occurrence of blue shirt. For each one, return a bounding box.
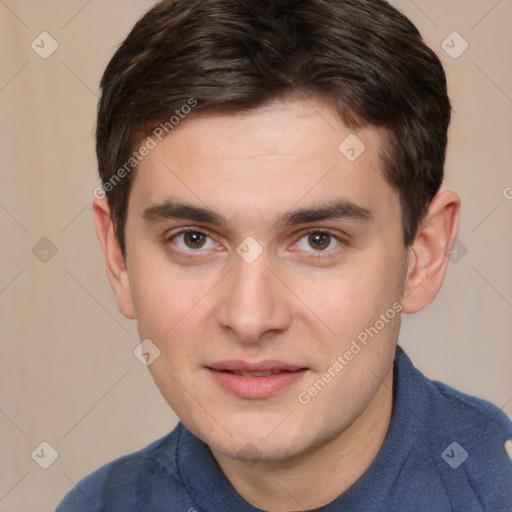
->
[56,346,512,511]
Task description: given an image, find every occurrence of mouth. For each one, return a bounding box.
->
[206,360,308,398]
[228,369,286,377]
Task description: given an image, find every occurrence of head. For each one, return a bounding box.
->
[94,0,459,463]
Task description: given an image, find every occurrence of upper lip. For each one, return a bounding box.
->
[207,360,307,372]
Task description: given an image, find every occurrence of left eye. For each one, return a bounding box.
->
[171,230,218,251]
[295,232,341,252]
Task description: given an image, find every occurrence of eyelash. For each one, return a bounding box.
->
[167,228,219,254]
[293,229,345,258]
[166,227,347,258]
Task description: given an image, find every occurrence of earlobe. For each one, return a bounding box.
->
[92,198,136,319]
[401,191,460,314]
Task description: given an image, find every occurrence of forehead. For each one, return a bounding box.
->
[129,97,397,229]
[154,98,380,171]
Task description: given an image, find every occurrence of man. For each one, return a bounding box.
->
[57,0,512,510]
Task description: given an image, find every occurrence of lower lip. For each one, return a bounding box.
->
[207,368,308,399]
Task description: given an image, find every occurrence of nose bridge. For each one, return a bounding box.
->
[216,251,291,343]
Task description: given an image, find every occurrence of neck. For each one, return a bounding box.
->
[212,369,394,511]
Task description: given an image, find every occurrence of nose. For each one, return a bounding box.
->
[215,251,293,345]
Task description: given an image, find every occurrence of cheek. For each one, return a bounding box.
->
[128,256,222,375]
[294,254,404,340]
[128,255,199,340]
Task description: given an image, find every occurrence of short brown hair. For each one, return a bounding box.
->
[97,0,451,258]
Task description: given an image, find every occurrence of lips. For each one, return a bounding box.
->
[230,370,281,377]
[206,360,308,398]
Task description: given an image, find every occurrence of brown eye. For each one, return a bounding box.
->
[171,230,217,251]
[183,231,207,249]
[307,232,331,250]
[294,231,342,254]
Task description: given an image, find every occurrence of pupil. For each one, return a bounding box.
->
[309,233,330,250]
[185,232,205,248]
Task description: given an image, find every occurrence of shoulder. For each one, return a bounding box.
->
[56,424,191,512]
[396,345,511,440]
[397,347,512,510]
[422,363,512,446]
[430,380,512,510]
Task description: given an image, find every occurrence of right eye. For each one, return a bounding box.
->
[170,229,218,251]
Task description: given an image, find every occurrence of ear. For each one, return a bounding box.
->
[402,190,460,314]
[93,197,136,319]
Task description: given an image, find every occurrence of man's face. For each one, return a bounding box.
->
[123,97,408,461]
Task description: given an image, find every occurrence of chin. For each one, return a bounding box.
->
[191,409,320,463]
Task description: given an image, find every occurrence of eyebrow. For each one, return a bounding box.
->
[141,199,374,229]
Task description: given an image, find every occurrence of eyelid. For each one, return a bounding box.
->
[167,227,221,252]
[167,226,210,240]
[169,226,210,236]
[299,227,347,243]
[165,226,347,259]
[290,228,347,256]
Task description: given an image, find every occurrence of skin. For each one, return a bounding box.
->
[94,97,460,511]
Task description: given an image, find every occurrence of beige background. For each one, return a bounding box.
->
[1,1,511,510]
